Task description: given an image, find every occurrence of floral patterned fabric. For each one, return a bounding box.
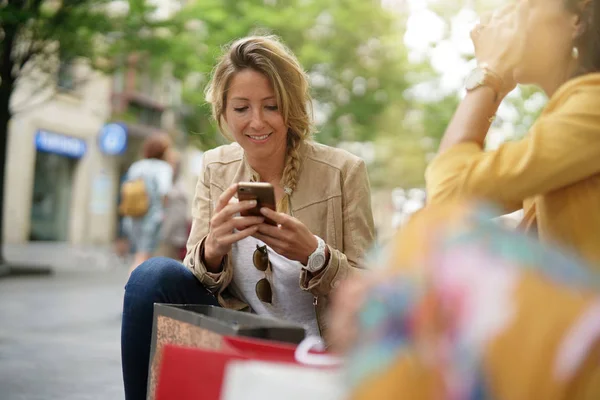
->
[346,203,600,400]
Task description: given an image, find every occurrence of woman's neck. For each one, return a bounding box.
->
[246,151,286,185]
[539,59,578,98]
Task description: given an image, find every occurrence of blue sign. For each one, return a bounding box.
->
[98,123,128,155]
[35,130,87,159]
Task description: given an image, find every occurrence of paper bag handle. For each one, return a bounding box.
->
[294,336,343,367]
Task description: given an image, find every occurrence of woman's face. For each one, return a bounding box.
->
[514,0,577,84]
[224,69,288,163]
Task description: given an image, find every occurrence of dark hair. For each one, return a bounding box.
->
[565,0,600,75]
[142,133,171,160]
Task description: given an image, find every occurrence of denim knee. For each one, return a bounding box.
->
[126,257,194,293]
[124,257,217,306]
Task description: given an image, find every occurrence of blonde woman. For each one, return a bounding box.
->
[120,35,375,400]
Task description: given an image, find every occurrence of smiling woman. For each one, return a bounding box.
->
[120,35,376,400]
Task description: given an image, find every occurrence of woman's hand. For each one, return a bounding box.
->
[253,207,320,265]
[204,184,265,270]
[471,2,529,94]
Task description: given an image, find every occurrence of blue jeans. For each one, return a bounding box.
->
[121,257,219,400]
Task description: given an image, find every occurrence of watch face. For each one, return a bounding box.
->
[310,254,326,271]
[465,68,485,90]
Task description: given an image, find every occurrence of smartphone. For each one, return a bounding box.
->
[237,182,277,226]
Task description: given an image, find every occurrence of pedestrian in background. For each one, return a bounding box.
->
[155,149,190,261]
[119,133,173,275]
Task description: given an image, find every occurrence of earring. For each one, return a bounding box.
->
[572,46,579,59]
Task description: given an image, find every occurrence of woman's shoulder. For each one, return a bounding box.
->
[551,72,600,113]
[203,143,244,167]
[302,140,365,172]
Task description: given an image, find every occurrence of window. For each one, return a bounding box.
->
[135,70,157,98]
[113,69,124,93]
[57,62,76,91]
[30,152,75,241]
[128,101,163,128]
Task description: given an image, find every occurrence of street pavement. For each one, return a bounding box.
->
[0,243,129,400]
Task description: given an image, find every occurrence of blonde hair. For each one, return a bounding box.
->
[205,35,314,212]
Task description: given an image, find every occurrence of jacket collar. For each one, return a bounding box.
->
[234,140,310,189]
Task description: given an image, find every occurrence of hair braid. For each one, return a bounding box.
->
[278,133,302,213]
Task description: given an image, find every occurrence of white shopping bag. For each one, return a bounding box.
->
[220,336,347,400]
[220,361,347,400]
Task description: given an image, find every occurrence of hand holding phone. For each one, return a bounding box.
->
[203,183,266,271]
[237,182,278,226]
[237,182,324,265]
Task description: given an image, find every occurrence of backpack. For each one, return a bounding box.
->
[118,178,150,217]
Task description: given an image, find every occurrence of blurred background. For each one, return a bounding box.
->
[1,0,545,249]
[0,0,541,398]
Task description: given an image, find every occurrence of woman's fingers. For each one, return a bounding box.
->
[514,0,530,31]
[478,11,493,26]
[491,3,515,22]
[219,225,260,247]
[213,183,238,213]
[252,232,288,254]
[211,200,258,228]
[255,222,285,239]
[221,200,258,220]
[219,216,264,234]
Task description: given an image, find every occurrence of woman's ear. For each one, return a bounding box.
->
[571,0,592,41]
[572,15,586,41]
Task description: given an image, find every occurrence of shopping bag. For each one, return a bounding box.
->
[221,361,347,400]
[155,344,247,400]
[147,304,306,400]
[220,337,345,400]
[155,336,341,400]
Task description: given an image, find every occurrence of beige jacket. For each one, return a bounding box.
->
[183,140,375,340]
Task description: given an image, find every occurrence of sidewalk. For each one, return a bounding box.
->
[0,242,128,400]
[4,242,129,271]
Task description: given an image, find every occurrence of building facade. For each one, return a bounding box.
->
[4,56,183,245]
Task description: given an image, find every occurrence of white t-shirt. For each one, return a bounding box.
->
[230,236,320,337]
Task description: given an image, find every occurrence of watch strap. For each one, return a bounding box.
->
[468,64,504,100]
[306,236,327,272]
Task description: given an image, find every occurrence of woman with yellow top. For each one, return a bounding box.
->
[426,0,600,266]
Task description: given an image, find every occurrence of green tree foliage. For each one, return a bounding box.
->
[162,0,411,148]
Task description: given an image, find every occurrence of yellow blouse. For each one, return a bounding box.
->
[426,74,600,267]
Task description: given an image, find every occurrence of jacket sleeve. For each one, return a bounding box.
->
[300,158,376,296]
[182,156,233,293]
[426,91,600,209]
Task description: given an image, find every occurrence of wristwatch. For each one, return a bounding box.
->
[465,64,503,100]
[305,236,327,273]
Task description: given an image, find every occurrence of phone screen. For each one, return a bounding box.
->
[237,182,277,226]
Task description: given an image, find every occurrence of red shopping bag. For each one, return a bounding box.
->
[222,336,299,359]
[155,336,302,400]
